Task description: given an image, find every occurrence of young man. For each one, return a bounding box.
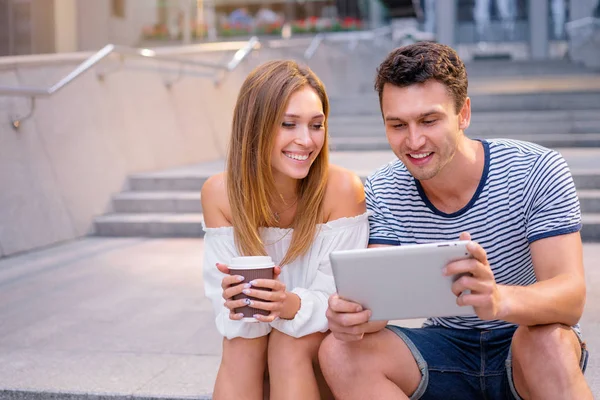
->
[319,42,592,399]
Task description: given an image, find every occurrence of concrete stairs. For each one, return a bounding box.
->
[95,174,208,238]
[93,156,600,241]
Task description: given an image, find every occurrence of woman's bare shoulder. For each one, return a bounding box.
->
[201,172,232,227]
[323,164,366,221]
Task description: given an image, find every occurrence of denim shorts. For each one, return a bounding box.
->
[386,324,588,400]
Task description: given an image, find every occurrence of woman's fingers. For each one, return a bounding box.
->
[221,274,244,290]
[246,278,286,292]
[224,297,251,311]
[241,287,285,302]
[222,280,245,300]
[253,312,280,323]
[228,310,244,321]
[216,263,230,274]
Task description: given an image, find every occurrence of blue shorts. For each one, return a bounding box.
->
[386,324,588,400]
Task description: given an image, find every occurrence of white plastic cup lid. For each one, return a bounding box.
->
[228,256,275,270]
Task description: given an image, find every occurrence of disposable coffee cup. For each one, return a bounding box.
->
[229,256,275,322]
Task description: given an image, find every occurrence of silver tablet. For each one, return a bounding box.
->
[329,241,475,320]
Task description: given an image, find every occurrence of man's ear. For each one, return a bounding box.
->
[458,97,471,130]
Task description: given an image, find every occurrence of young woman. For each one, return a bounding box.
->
[201,60,368,400]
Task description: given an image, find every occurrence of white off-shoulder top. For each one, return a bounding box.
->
[202,212,369,340]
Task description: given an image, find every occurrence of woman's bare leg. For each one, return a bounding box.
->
[267,329,330,400]
[213,336,269,400]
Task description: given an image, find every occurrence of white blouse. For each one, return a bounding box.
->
[202,212,369,340]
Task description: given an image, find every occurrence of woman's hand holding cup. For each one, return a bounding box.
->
[240,276,286,323]
[217,257,282,322]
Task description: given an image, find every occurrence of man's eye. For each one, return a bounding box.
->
[392,124,406,129]
[282,122,295,128]
[423,120,437,125]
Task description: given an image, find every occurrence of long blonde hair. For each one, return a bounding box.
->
[227,60,329,266]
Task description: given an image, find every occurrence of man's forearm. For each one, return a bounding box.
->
[498,274,586,326]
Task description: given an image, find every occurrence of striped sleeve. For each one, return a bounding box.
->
[523,151,582,243]
[365,176,401,246]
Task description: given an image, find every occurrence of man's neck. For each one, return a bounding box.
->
[419,139,485,214]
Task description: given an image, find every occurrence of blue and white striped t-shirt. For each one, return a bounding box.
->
[365,139,582,330]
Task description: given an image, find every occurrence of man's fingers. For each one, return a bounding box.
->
[451,275,490,297]
[327,308,372,328]
[466,241,488,264]
[328,294,364,313]
[332,332,365,342]
[445,258,493,280]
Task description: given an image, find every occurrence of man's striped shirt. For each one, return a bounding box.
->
[365,139,582,330]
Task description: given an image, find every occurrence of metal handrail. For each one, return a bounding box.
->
[0,37,260,129]
[565,16,600,54]
[565,16,600,32]
[303,26,393,60]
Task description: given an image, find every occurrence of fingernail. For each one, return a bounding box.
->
[244,298,252,305]
[249,280,256,286]
[442,267,448,275]
[237,313,244,318]
[356,305,362,312]
[243,283,251,289]
[253,314,261,319]
[236,276,244,281]
[243,289,251,295]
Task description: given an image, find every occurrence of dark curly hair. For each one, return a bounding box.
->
[375,42,468,114]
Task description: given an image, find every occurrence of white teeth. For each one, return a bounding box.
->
[410,152,431,159]
[284,152,309,161]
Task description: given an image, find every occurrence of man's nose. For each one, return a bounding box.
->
[406,126,426,150]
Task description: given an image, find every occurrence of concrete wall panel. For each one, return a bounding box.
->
[0,70,76,256]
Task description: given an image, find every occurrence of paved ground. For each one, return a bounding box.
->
[0,238,599,398]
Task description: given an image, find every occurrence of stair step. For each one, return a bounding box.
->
[130,176,209,192]
[94,213,205,237]
[113,192,202,213]
[330,92,600,115]
[582,214,600,242]
[579,190,600,213]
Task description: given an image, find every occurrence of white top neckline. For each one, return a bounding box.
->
[203,212,370,238]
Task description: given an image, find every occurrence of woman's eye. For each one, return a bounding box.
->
[393,124,406,129]
[312,123,324,130]
[282,122,295,128]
